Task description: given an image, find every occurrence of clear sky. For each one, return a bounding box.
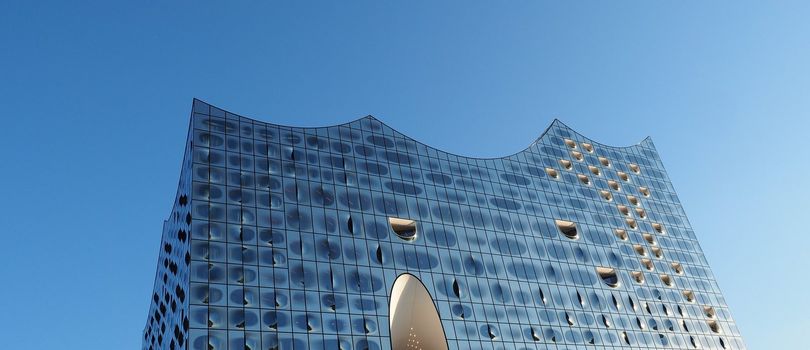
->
[1,1,808,349]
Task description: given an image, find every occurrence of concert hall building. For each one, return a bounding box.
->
[142,99,745,350]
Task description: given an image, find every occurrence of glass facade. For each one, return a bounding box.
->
[142,99,745,350]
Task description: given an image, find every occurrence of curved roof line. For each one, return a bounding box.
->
[194,98,652,160]
[549,118,653,149]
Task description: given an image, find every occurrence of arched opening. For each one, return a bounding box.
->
[389,274,448,350]
[555,220,579,240]
[596,267,620,288]
[389,217,418,241]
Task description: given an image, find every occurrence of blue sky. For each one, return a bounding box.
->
[1,1,808,349]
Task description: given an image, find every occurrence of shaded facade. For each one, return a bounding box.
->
[142,99,745,350]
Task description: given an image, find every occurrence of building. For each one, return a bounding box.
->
[142,99,745,350]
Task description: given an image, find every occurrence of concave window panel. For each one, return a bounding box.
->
[635,208,647,219]
[614,229,628,241]
[599,156,611,167]
[617,171,630,182]
[629,163,641,174]
[683,290,696,303]
[643,233,656,245]
[641,258,654,271]
[639,186,651,197]
[627,195,640,206]
[671,262,684,275]
[571,151,584,161]
[559,159,573,170]
[582,142,594,153]
[389,217,418,241]
[704,306,717,318]
[708,320,721,334]
[660,274,674,287]
[631,271,645,284]
[651,246,664,258]
[390,274,448,350]
[617,205,630,217]
[608,180,621,191]
[596,267,620,288]
[600,190,613,201]
[545,167,559,179]
[564,138,577,149]
[588,165,601,176]
[652,223,665,234]
[577,174,591,185]
[555,220,579,240]
[633,244,647,256]
[626,218,638,230]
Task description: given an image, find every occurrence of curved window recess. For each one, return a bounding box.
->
[651,246,663,259]
[636,317,645,330]
[389,274,448,350]
[671,262,684,275]
[482,325,498,340]
[708,320,721,334]
[608,180,621,191]
[376,245,384,264]
[626,218,638,230]
[617,205,630,217]
[545,167,559,179]
[627,195,640,206]
[643,233,656,245]
[720,337,728,349]
[555,220,579,240]
[635,208,647,219]
[596,267,620,288]
[389,217,418,242]
[633,244,647,256]
[629,163,641,174]
[565,312,575,326]
[663,304,672,316]
[631,271,645,284]
[639,187,651,197]
[571,151,584,161]
[559,159,573,170]
[581,142,594,153]
[689,336,699,348]
[617,171,630,182]
[564,138,577,149]
[640,258,654,271]
[621,331,631,345]
[627,296,637,311]
[683,290,696,303]
[704,306,716,318]
[529,327,541,341]
[599,157,611,167]
[602,315,611,328]
[588,165,601,176]
[600,190,613,201]
[652,223,665,234]
[614,229,628,241]
[660,274,674,287]
[678,305,685,316]
[577,174,591,185]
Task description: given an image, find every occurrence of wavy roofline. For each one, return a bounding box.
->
[193,98,653,160]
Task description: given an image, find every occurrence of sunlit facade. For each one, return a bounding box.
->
[142,99,745,349]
